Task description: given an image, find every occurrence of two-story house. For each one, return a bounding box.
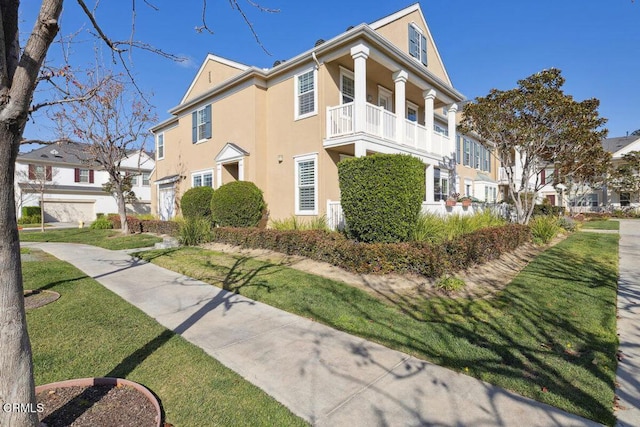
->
[151,4,493,226]
[15,142,155,223]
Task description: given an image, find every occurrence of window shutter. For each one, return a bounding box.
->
[408,24,417,58]
[192,111,197,143]
[28,164,35,180]
[204,104,212,139]
[46,166,52,181]
[89,169,94,184]
[74,168,80,183]
[421,34,427,65]
[540,169,546,184]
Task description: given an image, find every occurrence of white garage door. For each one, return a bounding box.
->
[44,201,94,223]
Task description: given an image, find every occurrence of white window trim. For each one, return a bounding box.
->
[191,169,215,188]
[339,67,354,105]
[409,23,424,63]
[406,100,419,122]
[195,106,209,144]
[294,153,318,215]
[294,67,318,121]
[156,133,164,160]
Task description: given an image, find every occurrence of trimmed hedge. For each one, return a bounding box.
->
[533,204,565,217]
[209,224,530,279]
[22,206,41,217]
[181,186,214,220]
[108,215,179,236]
[338,154,425,243]
[211,181,266,228]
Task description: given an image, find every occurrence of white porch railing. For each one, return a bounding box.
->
[326,102,449,155]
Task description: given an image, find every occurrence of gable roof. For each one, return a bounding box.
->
[369,3,452,86]
[18,142,154,169]
[603,135,640,157]
[180,54,250,105]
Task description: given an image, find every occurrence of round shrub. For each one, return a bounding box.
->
[181,186,215,220]
[211,181,266,227]
[338,154,425,243]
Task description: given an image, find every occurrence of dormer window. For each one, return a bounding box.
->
[408,23,427,66]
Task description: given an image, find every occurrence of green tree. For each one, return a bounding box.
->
[461,68,608,224]
[609,151,640,204]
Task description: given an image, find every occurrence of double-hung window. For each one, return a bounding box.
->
[192,105,212,143]
[408,23,427,66]
[74,168,93,183]
[407,101,419,122]
[433,169,448,202]
[142,173,150,186]
[157,133,164,159]
[340,69,354,104]
[192,170,213,188]
[295,68,317,119]
[463,138,471,166]
[294,154,317,215]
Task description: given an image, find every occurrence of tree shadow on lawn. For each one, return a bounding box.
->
[299,245,618,425]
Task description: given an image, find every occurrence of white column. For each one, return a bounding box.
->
[216,163,222,188]
[425,164,435,203]
[354,141,366,157]
[392,70,408,144]
[447,103,458,156]
[350,44,369,133]
[423,89,436,151]
[238,159,244,181]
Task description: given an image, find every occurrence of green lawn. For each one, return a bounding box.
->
[23,250,306,426]
[20,228,161,250]
[136,232,619,425]
[581,220,620,230]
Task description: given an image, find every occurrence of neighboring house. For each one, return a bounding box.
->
[15,142,155,223]
[151,4,493,227]
[454,124,499,202]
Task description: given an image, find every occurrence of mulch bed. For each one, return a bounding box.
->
[24,290,60,310]
[37,384,157,427]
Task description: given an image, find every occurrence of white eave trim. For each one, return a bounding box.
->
[180,54,251,105]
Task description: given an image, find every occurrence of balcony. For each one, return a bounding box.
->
[326,102,450,157]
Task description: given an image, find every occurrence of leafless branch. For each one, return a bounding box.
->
[195,0,215,34]
[20,137,74,146]
[227,0,279,55]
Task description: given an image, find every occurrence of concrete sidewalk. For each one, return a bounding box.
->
[25,242,600,427]
[615,220,640,427]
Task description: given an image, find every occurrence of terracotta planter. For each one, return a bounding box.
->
[445,200,456,207]
[462,200,472,207]
[35,377,161,427]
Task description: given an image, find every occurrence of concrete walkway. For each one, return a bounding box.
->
[25,242,603,427]
[615,220,640,427]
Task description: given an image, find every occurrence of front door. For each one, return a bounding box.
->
[546,195,556,206]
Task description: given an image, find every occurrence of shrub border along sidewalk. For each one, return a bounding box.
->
[209,224,531,278]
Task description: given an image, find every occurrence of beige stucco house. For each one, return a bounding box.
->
[151,4,498,227]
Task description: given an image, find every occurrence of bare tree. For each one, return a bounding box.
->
[1,2,275,426]
[53,76,155,233]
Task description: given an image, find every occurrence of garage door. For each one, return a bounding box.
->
[44,201,94,223]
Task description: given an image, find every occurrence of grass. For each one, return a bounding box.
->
[23,250,306,427]
[581,220,620,230]
[136,232,619,425]
[20,228,162,250]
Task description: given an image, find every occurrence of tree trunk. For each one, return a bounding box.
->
[116,187,129,234]
[0,129,39,426]
[40,191,45,232]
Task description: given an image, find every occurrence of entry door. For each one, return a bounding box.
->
[546,195,556,206]
[378,88,393,111]
[158,184,175,221]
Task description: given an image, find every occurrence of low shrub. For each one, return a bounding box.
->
[533,204,565,217]
[434,276,466,293]
[107,215,179,236]
[209,224,530,279]
[90,216,113,229]
[181,187,215,220]
[22,206,41,218]
[558,216,578,232]
[18,214,41,225]
[211,181,266,228]
[583,212,611,220]
[178,217,212,246]
[530,216,560,244]
[412,211,507,244]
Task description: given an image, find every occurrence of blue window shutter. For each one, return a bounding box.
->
[204,104,212,139]
[192,111,197,143]
[408,24,417,58]
[421,34,427,65]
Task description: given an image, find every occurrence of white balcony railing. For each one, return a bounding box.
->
[327,102,449,156]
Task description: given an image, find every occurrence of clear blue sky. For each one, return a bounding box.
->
[23,1,640,147]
